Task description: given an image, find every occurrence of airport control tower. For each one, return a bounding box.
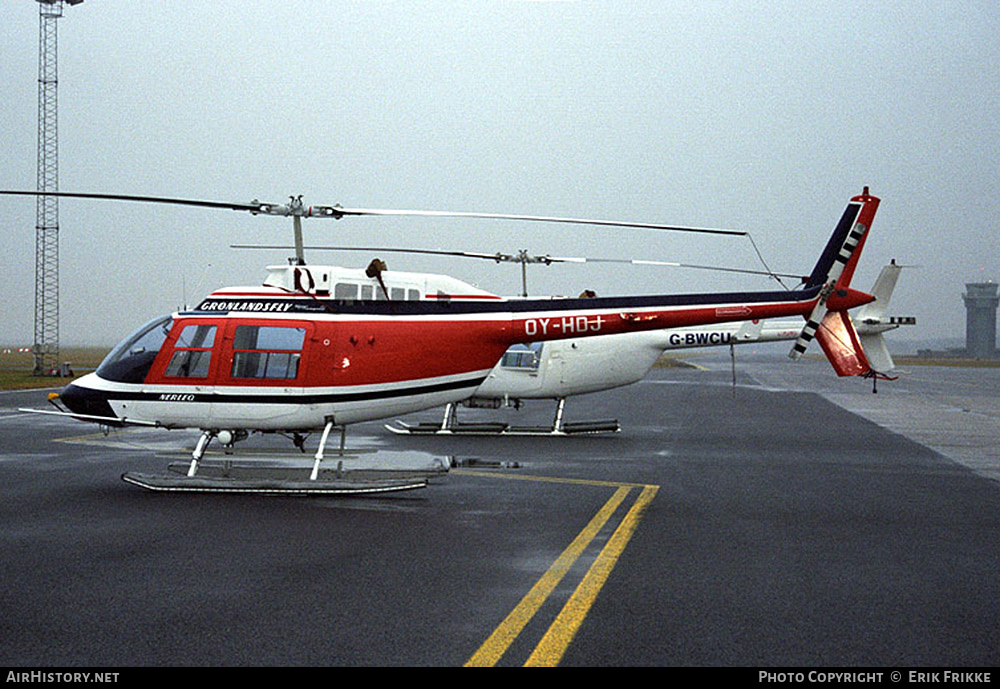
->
[962,282,999,358]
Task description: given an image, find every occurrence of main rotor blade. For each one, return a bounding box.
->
[0,190,262,213]
[232,244,509,261]
[1,190,747,235]
[328,207,747,237]
[581,257,802,280]
[231,244,583,264]
[232,243,801,280]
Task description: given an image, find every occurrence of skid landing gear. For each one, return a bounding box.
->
[385,399,621,437]
[121,423,441,495]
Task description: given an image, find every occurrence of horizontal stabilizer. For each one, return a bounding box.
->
[815,310,871,377]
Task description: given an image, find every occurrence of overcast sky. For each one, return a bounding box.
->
[2,1,998,346]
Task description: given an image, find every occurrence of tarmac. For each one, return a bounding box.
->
[1,351,998,667]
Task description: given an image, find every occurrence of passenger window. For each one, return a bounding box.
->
[231,325,306,380]
[335,283,358,300]
[500,343,543,370]
[165,324,216,378]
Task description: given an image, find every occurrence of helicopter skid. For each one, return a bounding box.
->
[164,458,447,481]
[385,419,621,436]
[119,450,447,495]
[122,463,430,495]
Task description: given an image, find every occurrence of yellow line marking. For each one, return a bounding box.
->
[54,431,124,444]
[42,440,656,666]
[524,484,659,667]
[452,468,646,489]
[464,485,632,667]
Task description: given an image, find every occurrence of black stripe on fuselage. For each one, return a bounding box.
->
[193,286,822,317]
[91,373,489,407]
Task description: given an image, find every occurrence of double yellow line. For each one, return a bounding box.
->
[460,472,659,667]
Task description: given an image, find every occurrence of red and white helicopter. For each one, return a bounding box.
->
[6,187,886,493]
[384,260,911,436]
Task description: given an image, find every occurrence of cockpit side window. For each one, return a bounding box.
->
[96,315,173,384]
[164,324,216,378]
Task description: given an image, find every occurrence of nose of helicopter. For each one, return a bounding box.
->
[59,380,117,420]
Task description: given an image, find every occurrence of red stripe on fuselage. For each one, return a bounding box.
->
[510,300,813,342]
[143,316,513,389]
[144,296,817,390]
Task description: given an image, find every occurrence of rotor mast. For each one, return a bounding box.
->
[289,196,306,265]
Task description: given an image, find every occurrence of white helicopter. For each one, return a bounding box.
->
[5,188,885,494]
[276,246,912,436]
[384,261,912,436]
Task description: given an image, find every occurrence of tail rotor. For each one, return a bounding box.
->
[787,188,883,380]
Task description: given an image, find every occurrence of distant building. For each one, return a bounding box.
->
[963,282,999,358]
[918,281,999,359]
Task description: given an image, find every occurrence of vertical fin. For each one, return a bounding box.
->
[855,261,902,323]
[859,332,895,373]
[854,261,910,373]
[790,188,880,361]
[815,310,871,377]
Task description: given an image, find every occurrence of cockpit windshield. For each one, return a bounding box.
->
[96,315,173,384]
